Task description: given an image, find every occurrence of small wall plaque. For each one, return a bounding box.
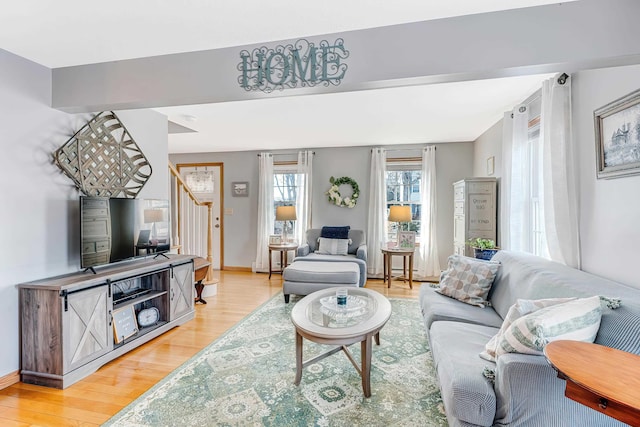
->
[487,156,495,176]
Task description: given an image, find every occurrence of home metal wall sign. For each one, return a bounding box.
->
[238,38,349,93]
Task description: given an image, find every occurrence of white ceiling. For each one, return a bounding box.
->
[0,0,572,153]
[159,74,553,153]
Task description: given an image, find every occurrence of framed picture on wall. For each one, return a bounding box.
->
[231,181,249,197]
[594,88,640,179]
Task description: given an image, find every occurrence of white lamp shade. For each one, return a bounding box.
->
[276,206,297,221]
[388,205,411,222]
[144,208,165,223]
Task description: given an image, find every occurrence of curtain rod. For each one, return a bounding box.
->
[387,156,421,162]
[372,146,436,152]
[257,151,315,157]
[510,72,569,118]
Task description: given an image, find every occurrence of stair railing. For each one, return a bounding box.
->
[168,162,213,281]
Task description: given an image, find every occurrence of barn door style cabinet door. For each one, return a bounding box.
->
[453,178,497,257]
[19,255,195,389]
[170,261,195,321]
[63,284,112,373]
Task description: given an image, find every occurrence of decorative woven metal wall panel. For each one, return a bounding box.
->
[54,111,152,198]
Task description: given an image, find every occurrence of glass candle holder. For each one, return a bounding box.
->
[336,288,348,308]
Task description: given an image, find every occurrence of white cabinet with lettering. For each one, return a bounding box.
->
[453,178,497,257]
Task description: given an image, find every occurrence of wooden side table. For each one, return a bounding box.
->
[545,340,640,426]
[268,243,298,279]
[381,247,415,289]
[193,257,211,304]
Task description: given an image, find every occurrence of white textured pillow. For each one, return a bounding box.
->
[480,297,576,362]
[494,296,602,359]
[436,255,500,307]
[316,237,350,255]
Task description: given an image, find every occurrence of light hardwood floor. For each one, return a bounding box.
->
[0,271,421,426]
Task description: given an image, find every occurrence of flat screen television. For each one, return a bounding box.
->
[80,196,171,269]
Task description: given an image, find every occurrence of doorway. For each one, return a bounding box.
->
[176,163,223,269]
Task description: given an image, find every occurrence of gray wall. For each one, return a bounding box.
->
[0,48,168,378]
[573,64,640,287]
[473,120,503,178]
[472,64,640,288]
[171,142,473,270]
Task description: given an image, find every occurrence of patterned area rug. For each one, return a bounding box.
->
[104,294,448,426]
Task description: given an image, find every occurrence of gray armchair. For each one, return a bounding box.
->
[296,228,367,287]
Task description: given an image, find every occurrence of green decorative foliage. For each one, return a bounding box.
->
[326,176,360,208]
[467,238,497,250]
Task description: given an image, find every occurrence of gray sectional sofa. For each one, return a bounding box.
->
[419,250,640,427]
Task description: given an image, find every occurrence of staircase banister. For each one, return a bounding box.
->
[168,162,209,207]
[168,161,214,281]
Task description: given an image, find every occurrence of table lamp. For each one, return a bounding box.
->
[144,208,165,243]
[388,205,411,245]
[276,206,297,243]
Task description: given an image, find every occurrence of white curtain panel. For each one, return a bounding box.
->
[499,111,513,249]
[295,150,314,245]
[366,148,387,276]
[505,104,531,252]
[254,153,274,272]
[416,146,441,278]
[541,74,580,268]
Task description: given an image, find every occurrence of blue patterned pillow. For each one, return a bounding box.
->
[320,226,350,239]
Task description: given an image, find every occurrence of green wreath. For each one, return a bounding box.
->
[326,176,359,208]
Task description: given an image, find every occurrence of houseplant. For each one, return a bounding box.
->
[467,238,499,260]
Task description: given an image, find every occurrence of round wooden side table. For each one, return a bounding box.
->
[268,243,298,279]
[381,247,415,289]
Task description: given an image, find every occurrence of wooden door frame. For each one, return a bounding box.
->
[176,162,224,270]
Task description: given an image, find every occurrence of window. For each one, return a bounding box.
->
[386,162,422,242]
[528,117,547,257]
[273,164,301,235]
[512,90,548,258]
[184,170,214,194]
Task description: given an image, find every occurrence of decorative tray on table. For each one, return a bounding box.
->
[319,295,368,318]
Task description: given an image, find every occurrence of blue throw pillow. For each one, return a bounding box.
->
[320,226,350,239]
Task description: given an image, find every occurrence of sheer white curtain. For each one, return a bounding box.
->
[416,146,440,278]
[502,104,530,252]
[295,150,313,245]
[254,153,274,273]
[541,74,580,268]
[366,148,387,277]
[500,111,513,249]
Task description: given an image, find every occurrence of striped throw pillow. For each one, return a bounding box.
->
[495,296,602,359]
[480,297,576,362]
[316,237,351,255]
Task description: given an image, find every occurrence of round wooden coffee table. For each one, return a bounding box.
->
[290,287,391,397]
